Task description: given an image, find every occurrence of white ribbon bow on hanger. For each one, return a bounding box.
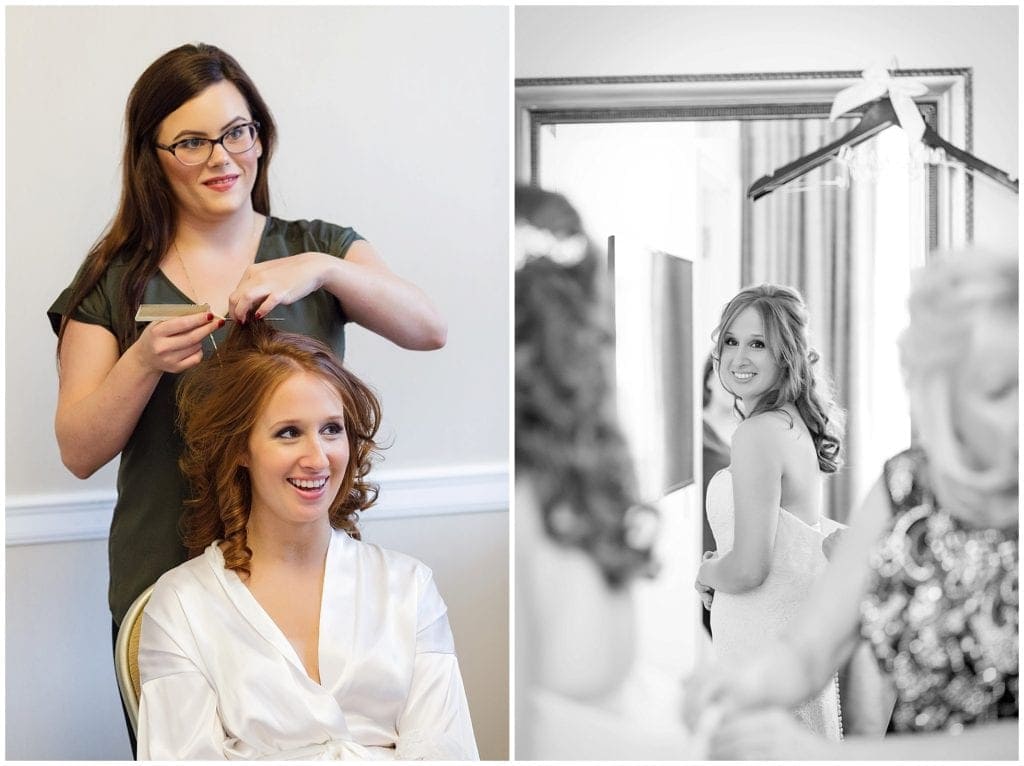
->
[829,65,929,143]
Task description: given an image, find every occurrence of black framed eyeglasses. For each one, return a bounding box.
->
[155,121,261,166]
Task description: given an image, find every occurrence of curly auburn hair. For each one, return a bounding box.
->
[712,283,845,473]
[515,185,657,589]
[176,320,381,577]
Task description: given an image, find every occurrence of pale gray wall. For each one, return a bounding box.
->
[516,4,1019,252]
[6,540,124,760]
[6,5,509,760]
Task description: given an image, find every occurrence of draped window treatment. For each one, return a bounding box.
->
[740,117,876,523]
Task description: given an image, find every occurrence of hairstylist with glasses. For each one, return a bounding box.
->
[48,43,446,754]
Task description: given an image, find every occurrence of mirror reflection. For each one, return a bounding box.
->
[536,116,920,516]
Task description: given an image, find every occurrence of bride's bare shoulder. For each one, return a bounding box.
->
[733,410,793,443]
[729,416,789,477]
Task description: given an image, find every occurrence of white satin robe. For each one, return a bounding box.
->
[137,530,479,760]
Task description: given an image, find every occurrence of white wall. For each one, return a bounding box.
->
[516,4,1019,251]
[6,5,508,760]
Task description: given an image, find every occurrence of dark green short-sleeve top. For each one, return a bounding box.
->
[48,217,363,624]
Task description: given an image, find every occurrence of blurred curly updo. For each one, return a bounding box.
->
[712,283,845,473]
[515,185,656,588]
[899,250,1018,512]
[177,320,381,577]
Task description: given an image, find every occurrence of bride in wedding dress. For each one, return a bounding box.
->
[694,284,846,740]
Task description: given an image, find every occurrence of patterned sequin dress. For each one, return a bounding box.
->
[859,449,1019,733]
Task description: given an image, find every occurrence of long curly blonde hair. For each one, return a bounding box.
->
[176,320,381,577]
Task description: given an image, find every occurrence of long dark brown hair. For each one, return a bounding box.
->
[176,320,382,578]
[516,185,657,588]
[712,283,845,473]
[56,43,278,356]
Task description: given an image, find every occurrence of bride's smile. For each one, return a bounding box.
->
[720,306,780,407]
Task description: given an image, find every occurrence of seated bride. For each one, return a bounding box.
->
[136,320,478,760]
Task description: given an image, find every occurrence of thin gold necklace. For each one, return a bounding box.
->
[172,212,261,355]
[173,245,220,356]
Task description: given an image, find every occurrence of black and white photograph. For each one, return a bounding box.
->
[6,6,508,761]
[515,4,1018,760]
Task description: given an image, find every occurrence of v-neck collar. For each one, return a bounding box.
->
[154,214,273,307]
[205,527,337,689]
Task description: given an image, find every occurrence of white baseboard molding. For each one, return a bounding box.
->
[6,464,508,546]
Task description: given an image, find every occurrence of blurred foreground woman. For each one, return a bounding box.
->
[515,185,698,759]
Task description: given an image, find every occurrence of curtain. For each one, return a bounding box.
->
[740,117,874,523]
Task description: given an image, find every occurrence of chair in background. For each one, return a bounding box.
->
[114,584,154,736]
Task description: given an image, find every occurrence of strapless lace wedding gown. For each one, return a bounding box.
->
[706,468,844,740]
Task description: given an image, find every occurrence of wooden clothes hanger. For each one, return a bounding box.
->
[747,95,1019,200]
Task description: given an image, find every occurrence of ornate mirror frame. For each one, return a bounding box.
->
[515,69,974,250]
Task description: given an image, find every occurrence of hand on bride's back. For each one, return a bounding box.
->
[681,658,755,734]
[708,707,833,759]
